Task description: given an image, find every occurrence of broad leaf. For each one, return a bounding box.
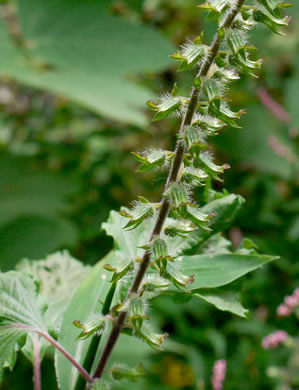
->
[0,0,174,125]
[203,193,245,232]
[17,251,89,362]
[0,216,78,271]
[17,251,89,330]
[180,253,277,290]
[0,272,47,377]
[0,153,79,268]
[0,153,78,227]
[195,290,249,318]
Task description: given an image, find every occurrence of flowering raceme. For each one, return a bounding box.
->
[277,287,299,317]
[262,330,288,350]
[211,360,227,390]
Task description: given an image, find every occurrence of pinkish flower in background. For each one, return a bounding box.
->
[262,330,288,350]
[211,360,227,390]
[277,287,299,317]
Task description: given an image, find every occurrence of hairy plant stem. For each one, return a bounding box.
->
[93,0,245,380]
[33,333,41,390]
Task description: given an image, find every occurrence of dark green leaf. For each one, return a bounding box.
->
[180,253,277,290]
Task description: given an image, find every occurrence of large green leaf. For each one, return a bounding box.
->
[17,251,89,363]
[203,194,245,233]
[17,251,89,331]
[56,253,113,390]
[180,253,277,290]
[0,217,78,271]
[0,0,173,125]
[195,290,249,318]
[0,153,79,227]
[0,272,47,377]
[0,153,79,268]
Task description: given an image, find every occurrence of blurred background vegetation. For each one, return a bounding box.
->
[0,0,298,389]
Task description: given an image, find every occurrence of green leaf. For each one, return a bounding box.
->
[17,251,88,326]
[195,290,249,318]
[0,153,78,227]
[180,253,277,290]
[0,153,79,269]
[200,233,232,255]
[0,0,174,126]
[56,255,113,390]
[0,272,47,376]
[0,217,78,271]
[16,251,89,360]
[202,194,245,232]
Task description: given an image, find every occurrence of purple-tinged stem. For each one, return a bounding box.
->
[257,87,290,124]
[0,324,93,384]
[38,331,93,384]
[33,333,42,390]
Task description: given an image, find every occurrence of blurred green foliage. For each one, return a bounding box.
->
[0,0,298,389]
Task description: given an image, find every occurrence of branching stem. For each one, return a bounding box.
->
[93,0,245,380]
